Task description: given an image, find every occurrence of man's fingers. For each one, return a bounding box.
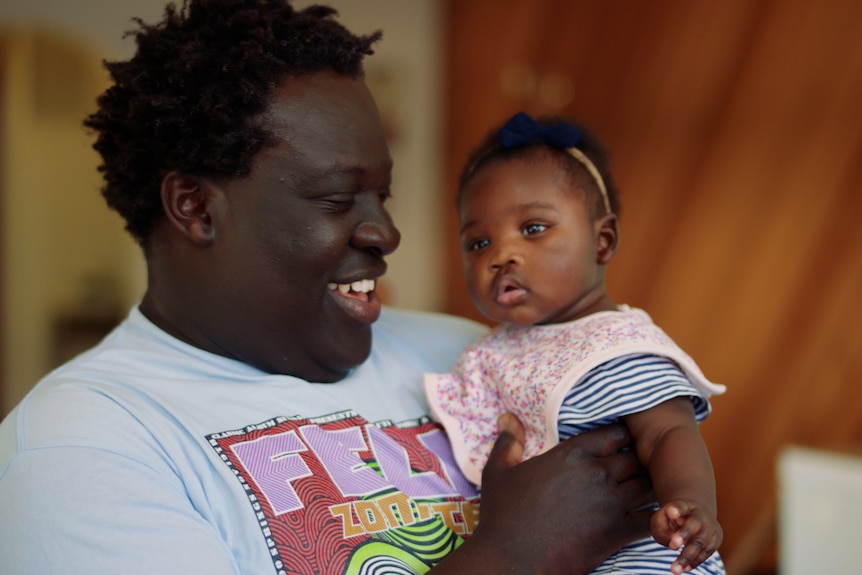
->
[561,423,633,458]
[622,507,653,542]
[619,474,656,513]
[481,413,526,488]
[497,412,526,449]
[602,446,645,484]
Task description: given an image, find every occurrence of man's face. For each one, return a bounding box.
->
[206,72,400,381]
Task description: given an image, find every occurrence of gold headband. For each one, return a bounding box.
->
[566,147,611,215]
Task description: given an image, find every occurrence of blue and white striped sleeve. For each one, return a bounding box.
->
[558,353,711,441]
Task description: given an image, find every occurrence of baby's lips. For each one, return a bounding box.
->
[495,278,528,306]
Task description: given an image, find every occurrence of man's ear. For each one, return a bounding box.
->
[160,171,220,246]
[595,213,620,265]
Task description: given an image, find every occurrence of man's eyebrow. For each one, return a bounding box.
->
[314,159,394,178]
[310,165,365,178]
[335,163,367,174]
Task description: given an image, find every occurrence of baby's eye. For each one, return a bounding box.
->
[466,238,490,252]
[522,223,547,236]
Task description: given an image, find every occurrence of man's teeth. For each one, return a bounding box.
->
[327,279,376,294]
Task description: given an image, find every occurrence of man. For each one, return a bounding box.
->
[0,2,653,573]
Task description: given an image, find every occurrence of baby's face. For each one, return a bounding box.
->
[458,155,607,325]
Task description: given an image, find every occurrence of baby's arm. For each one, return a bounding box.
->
[624,397,722,574]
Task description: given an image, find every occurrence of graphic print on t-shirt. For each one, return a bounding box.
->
[207,411,480,575]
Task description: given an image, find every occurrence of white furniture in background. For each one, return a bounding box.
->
[778,445,862,574]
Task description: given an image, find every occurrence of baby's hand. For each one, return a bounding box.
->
[651,499,722,574]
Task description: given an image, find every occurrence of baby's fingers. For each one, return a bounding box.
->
[669,513,703,550]
[671,535,719,574]
[665,499,694,523]
[652,501,694,548]
[649,507,675,546]
[672,516,722,574]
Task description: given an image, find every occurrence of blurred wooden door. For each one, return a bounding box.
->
[0,37,6,416]
[443,1,862,572]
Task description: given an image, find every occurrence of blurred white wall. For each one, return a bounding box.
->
[0,0,444,414]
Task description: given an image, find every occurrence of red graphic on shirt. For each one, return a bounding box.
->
[207,411,479,575]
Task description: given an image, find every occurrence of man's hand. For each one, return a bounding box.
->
[435,414,654,574]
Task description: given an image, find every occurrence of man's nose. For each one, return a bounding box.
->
[351,205,401,257]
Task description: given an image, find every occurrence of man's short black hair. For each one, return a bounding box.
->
[84,0,381,246]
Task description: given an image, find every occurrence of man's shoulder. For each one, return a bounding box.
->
[377,306,487,329]
[371,307,488,369]
[375,307,487,343]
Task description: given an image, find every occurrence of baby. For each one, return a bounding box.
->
[425,112,726,574]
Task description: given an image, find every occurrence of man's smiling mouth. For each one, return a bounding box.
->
[327,278,382,325]
[327,279,376,302]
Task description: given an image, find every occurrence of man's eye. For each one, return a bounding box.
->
[466,238,490,252]
[523,223,547,236]
[321,196,354,211]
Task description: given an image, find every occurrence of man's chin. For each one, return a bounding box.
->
[313,329,374,383]
[328,288,383,325]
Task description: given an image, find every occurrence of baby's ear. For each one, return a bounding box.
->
[160,171,221,246]
[596,213,620,265]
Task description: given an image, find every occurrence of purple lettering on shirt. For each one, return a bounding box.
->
[299,425,390,497]
[365,425,459,498]
[419,428,480,499]
[230,430,311,514]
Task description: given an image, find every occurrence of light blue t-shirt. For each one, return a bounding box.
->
[0,306,486,575]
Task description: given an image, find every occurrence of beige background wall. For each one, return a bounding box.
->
[442,1,862,572]
[0,28,143,414]
[0,0,445,413]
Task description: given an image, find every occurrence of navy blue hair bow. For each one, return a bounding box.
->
[497,111,583,150]
[496,111,613,214]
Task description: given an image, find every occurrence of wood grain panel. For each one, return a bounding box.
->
[443,1,862,571]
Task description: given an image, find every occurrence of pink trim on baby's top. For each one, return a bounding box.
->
[423,305,725,486]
